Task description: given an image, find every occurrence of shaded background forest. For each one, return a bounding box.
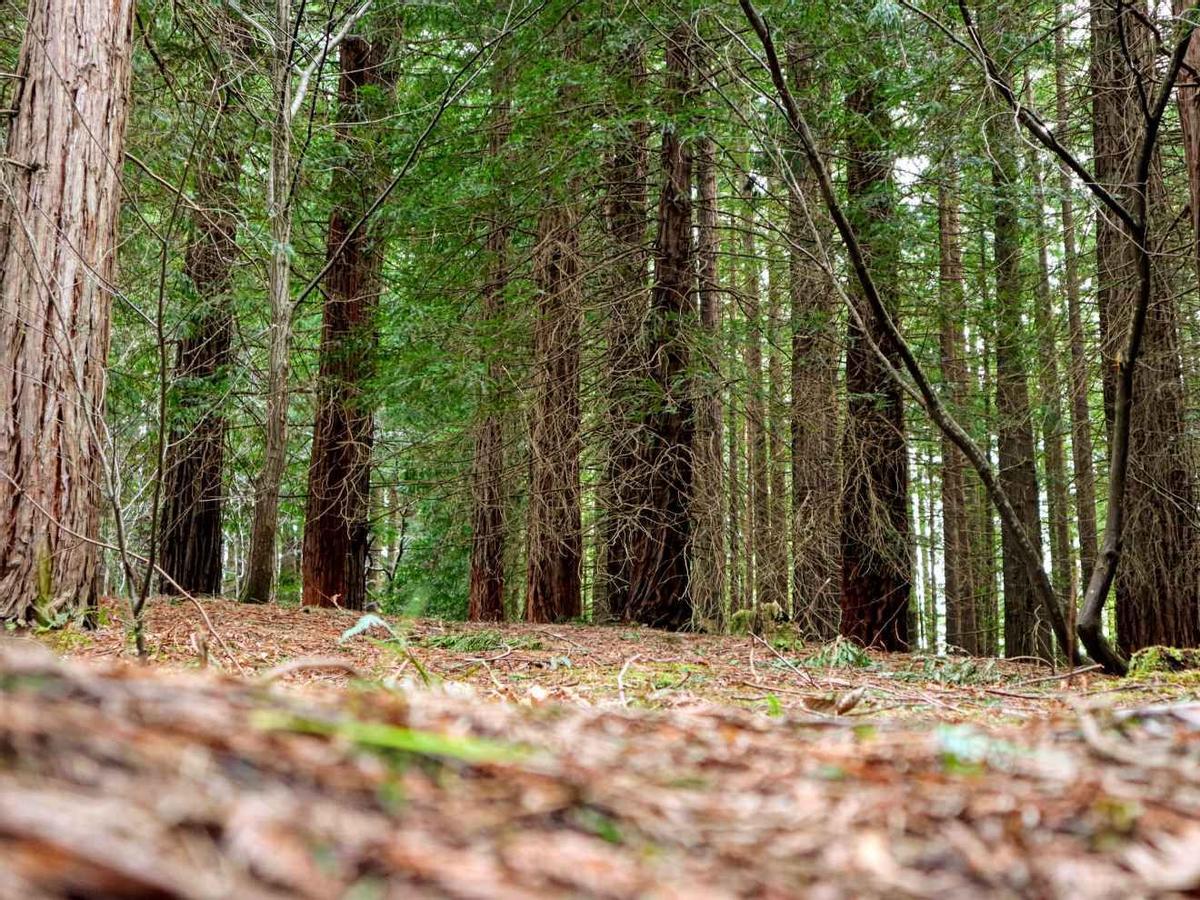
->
[3,0,1199,665]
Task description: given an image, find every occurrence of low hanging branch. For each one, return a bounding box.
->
[739,0,1198,675]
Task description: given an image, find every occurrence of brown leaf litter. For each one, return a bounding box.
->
[3,597,1200,898]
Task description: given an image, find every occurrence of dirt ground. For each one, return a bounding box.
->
[4,595,1200,898]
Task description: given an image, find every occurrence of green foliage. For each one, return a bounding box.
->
[417,630,542,652]
[1128,646,1200,675]
[804,638,874,670]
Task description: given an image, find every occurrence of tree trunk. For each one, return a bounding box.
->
[160,96,242,598]
[625,25,695,628]
[300,36,389,611]
[990,113,1051,661]
[742,199,767,612]
[242,0,296,604]
[468,62,513,622]
[1176,0,1200,289]
[787,39,840,640]
[840,77,910,651]
[1054,12,1100,588]
[937,164,977,654]
[727,344,745,614]
[596,42,649,623]
[764,250,789,614]
[1091,0,1200,650]
[1028,144,1074,611]
[691,119,725,628]
[0,0,134,622]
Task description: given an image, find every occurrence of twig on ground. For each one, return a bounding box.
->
[260,657,363,684]
[618,655,641,707]
[751,633,819,687]
[1014,664,1104,687]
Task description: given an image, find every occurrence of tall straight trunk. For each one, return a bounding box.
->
[764,251,789,613]
[990,113,1051,660]
[468,62,512,622]
[597,42,649,622]
[840,77,910,651]
[0,0,134,621]
[161,96,242,597]
[1054,13,1099,586]
[525,201,583,622]
[787,40,840,639]
[741,203,767,611]
[727,344,745,614]
[923,453,939,651]
[974,245,1001,657]
[1176,0,1200,288]
[937,165,977,653]
[243,0,296,603]
[1028,145,1074,609]
[301,36,389,611]
[691,124,726,627]
[1091,0,1200,650]
[625,25,695,628]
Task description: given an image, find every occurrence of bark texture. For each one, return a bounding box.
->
[625,26,695,629]
[937,167,978,654]
[840,78,910,651]
[0,0,134,621]
[468,62,512,622]
[301,36,389,611]
[1091,0,1200,650]
[160,99,241,597]
[990,114,1051,661]
[597,42,649,623]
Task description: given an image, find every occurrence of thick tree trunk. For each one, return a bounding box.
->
[625,26,695,628]
[1054,14,1100,588]
[691,125,726,628]
[524,199,583,623]
[468,63,512,622]
[937,166,977,654]
[242,0,296,604]
[160,100,242,598]
[596,42,649,623]
[990,114,1051,661]
[787,40,840,640]
[301,36,388,611]
[840,78,910,651]
[0,0,134,622]
[1091,0,1200,650]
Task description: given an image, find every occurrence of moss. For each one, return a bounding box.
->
[1128,645,1200,675]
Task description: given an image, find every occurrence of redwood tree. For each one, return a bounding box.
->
[839,71,910,650]
[625,25,695,628]
[0,0,134,621]
[301,36,391,610]
[160,94,242,597]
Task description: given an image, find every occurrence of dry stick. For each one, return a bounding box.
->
[955,0,1197,676]
[737,0,1077,666]
[260,657,363,683]
[1013,663,1104,688]
[750,633,819,687]
[618,654,641,707]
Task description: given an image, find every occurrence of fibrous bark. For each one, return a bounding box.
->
[0,0,134,621]
[161,96,242,598]
[301,36,390,611]
[625,26,695,629]
[1091,0,1199,650]
[840,77,910,651]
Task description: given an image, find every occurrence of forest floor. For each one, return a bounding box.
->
[4,596,1200,898]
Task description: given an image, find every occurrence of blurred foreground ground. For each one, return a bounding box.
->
[2,596,1198,898]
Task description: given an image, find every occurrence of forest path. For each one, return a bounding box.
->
[5,597,1199,897]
